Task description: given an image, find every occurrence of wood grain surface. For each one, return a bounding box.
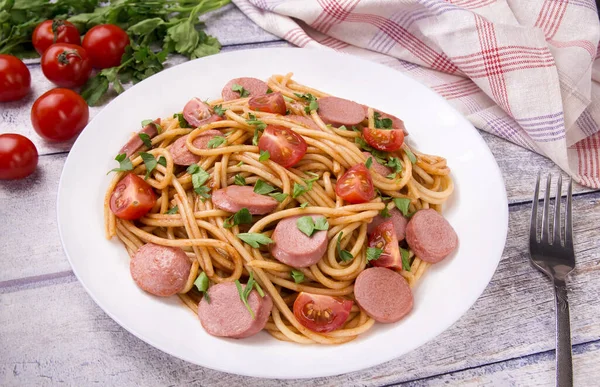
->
[1,5,599,387]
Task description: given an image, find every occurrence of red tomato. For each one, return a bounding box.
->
[31,88,89,142]
[82,24,130,69]
[368,220,402,269]
[293,292,353,333]
[249,92,286,115]
[0,55,31,102]
[335,164,374,204]
[32,20,81,55]
[258,125,307,168]
[110,174,157,220]
[363,127,404,152]
[0,134,38,180]
[41,43,92,88]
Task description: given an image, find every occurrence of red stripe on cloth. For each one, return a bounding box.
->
[547,0,569,39]
[535,0,555,31]
[431,79,473,92]
[451,46,552,60]
[474,14,512,115]
[446,0,496,9]
[548,39,596,57]
[317,36,350,50]
[283,28,312,47]
[313,0,360,34]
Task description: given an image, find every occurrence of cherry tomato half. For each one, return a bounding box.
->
[293,292,353,333]
[249,92,286,115]
[258,125,307,168]
[82,24,130,69]
[41,43,92,88]
[368,220,402,269]
[31,88,89,142]
[0,134,38,180]
[363,127,404,152]
[0,55,31,102]
[335,164,374,204]
[182,98,222,128]
[110,174,157,220]
[32,19,81,55]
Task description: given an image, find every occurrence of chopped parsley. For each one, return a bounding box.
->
[108,153,133,174]
[373,112,393,129]
[232,83,249,98]
[296,216,329,237]
[172,113,190,128]
[140,152,159,179]
[259,150,270,162]
[213,104,226,117]
[400,247,411,272]
[235,271,264,319]
[366,247,383,263]
[187,164,211,200]
[139,133,152,148]
[194,272,210,303]
[207,136,226,149]
[237,233,274,248]
[234,174,246,186]
[224,208,253,229]
[393,198,411,216]
[166,206,179,215]
[291,270,305,283]
[253,179,277,195]
[336,232,354,262]
[294,93,319,114]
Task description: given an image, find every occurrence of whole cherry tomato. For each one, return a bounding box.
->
[82,24,130,69]
[0,55,31,102]
[41,43,92,88]
[31,88,89,142]
[0,134,38,180]
[32,19,81,55]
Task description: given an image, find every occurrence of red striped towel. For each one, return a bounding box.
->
[233,0,600,187]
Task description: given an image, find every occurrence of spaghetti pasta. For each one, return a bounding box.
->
[104,73,455,344]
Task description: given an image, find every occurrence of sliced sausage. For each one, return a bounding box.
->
[198,282,273,339]
[362,106,409,136]
[367,208,408,240]
[183,98,222,128]
[169,130,222,166]
[130,243,191,297]
[354,267,413,323]
[222,77,269,101]
[119,118,160,157]
[270,215,328,268]
[211,185,278,215]
[287,115,322,131]
[405,209,458,263]
[317,96,365,127]
[362,151,392,177]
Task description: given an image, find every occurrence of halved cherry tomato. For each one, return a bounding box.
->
[182,97,222,128]
[258,125,307,167]
[368,220,402,269]
[0,134,38,180]
[109,174,157,220]
[82,24,130,69]
[32,20,81,55]
[31,88,89,142]
[249,92,286,115]
[293,292,353,333]
[335,164,374,204]
[363,127,404,152]
[41,43,92,88]
[0,54,30,102]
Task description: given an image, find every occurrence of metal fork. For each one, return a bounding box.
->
[529,174,575,387]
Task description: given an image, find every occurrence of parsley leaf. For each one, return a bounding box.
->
[404,147,417,164]
[194,272,210,303]
[141,119,163,134]
[400,247,411,272]
[380,206,391,218]
[296,216,328,237]
[157,156,167,167]
[365,157,373,169]
[269,192,288,202]
[336,232,354,262]
[294,93,319,114]
[235,272,264,319]
[224,208,252,229]
[234,174,246,186]
[300,202,309,208]
[291,270,305,284]
[166,206,179,215]
[386,157,403,179]
[235,280,254,319]
[173,113,190,128]
[254,179,277,195]
[292,183,308,198]
[366,247,383,263]
[108,153,133,174]
[237,233,274,248]
[232,83,250,98]
[373,112,393,129]
[187,164,211,199]
[139,133,152,148]
[247,113,267,145]
[213,104,226,117]
[393,198,411,216]
[259,150,270,162]
[140,152,158,180]
[314,217,329,231]
[207,136,226,149]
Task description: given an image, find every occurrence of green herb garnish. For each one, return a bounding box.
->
[194,272,210,303]
[232,83,250,98]
[259,150,270,162]
[296,216,329,237]
[291,270,305,283]
[207,136,226,149]
[166,206,179,215]
[108,153,133,174]
[336,232,354,262]
[393,198,411,216]
[224,208,252,229]
[234,174,246,186]
[237,233,274,248]
[400,247,411,272]
[366,247,383,263]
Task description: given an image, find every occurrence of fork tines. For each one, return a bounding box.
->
[530,173,573,247]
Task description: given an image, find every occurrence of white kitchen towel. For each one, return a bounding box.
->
[233,0,600,187]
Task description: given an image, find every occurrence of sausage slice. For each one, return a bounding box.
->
[183,98,222,128]
[317,96,365,127]
[354,267,413,323]
[287,115,322,131]
[222,77,269,101]
[405,209,458,263]
[362,151,392,177]
[119,118,160,157]
[169,130,222,166]
[270,215,328,268]
[211,185,278,215]
[130,243,192,297]
[198,282,273,339]
[367,208,408,240]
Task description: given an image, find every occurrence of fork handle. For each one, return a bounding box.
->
[554,280,573,387]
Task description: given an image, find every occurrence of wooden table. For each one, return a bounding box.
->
[1,5,599,386]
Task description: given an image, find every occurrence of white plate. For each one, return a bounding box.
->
[58,47,508,379]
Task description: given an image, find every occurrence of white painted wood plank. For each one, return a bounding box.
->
[202,4,280,46]
[1,196,599,385]
[404,341,600,387]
